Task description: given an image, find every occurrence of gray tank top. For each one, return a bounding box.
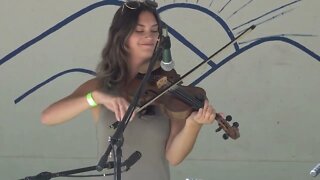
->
[94,106,171,180]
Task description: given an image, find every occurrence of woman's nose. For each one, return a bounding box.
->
[144,32,158,39]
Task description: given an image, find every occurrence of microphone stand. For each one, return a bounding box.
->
[19,153,140,180]
[96,36,163,180]
[19,37,163,180]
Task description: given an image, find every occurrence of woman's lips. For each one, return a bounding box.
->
[140,44,155,49]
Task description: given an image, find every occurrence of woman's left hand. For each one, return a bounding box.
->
[186,99,216,126]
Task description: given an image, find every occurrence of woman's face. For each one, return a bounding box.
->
[127,11,159,66]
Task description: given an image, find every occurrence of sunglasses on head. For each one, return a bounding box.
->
[122,0,158,13]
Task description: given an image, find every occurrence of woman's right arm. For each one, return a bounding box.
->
[41,78,131,126]
[41,78,100,125]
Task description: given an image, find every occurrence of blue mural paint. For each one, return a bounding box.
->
[191,36,320,86]
[158,3,240,51]
[232,0,301,31]
[164,23,216,68]
[239,34,318,45]
[235,8,294,35]
[14,23,218,104]
[1,2,240,67]
[0,0,122,66]
[15,35,320,103]
[0,1,317,103]
[14,68,96,104]
[1,2,239,66]
[227,0,254,20]
[219,0,232,13]
[209,0,215,7]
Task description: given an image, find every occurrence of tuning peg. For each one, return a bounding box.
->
[232,122,239,128]
[226,115,232,122]
[215,126,222,132]
[223,133,229,140]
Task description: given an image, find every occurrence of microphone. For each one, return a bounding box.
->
[123,151,142,170]
[310,163,320,177]
[101,151,141,170]
[160,26,174,71]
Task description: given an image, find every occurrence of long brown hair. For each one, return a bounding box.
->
[96,1,162,91]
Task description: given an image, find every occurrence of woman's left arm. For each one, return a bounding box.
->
[165,100,216,166]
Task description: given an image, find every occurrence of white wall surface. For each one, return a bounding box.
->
[1,0,319,179]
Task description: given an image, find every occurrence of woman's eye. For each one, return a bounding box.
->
[134,30,159,34]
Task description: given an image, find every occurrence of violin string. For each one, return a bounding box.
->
[170,88,193,104]
[166,80,196,106]
[166,79,203,109]
[173,87,202,109]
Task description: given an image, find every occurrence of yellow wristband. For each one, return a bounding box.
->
[86,92,97,107]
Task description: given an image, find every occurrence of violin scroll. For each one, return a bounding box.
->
[214,114,240,140]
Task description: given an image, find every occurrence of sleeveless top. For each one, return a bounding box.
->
[94,105,171,180]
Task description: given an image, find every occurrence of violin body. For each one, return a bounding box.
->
[127,68,205,120]
[125,67,240,140]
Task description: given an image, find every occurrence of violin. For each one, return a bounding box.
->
[126,67,240,140]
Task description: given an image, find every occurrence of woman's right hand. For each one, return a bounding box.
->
[92,90,132,121]
[41,78,136,125]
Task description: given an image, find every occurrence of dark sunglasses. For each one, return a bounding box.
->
[122,0,158,14]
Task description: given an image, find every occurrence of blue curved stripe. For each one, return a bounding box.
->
[158,3,240,51]
[0,0,122,66]
[191,36,320,86]
[14,68,96,104]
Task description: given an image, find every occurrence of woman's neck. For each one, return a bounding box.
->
[138,60,161,74]
[128,58,161,79]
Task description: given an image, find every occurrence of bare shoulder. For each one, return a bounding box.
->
[71,77,101,96]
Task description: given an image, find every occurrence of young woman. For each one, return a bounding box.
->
[41,1,216,179]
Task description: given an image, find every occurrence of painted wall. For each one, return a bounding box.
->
[1,0,319,179]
